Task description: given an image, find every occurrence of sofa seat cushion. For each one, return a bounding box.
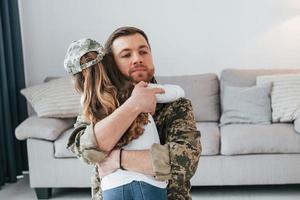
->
[54,128,76,158]
[221,123,300,155]
[196,122,220,155]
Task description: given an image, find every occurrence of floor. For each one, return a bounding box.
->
[0,174,300,200]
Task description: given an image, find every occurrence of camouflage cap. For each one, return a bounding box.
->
[64,38,105,75]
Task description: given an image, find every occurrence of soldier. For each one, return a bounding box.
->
[66,27,202,200]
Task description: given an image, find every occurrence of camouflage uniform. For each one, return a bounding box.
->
[67,97,202,200]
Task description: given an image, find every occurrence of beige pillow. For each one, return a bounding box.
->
[257,74,300,122]
[21,77,81,118]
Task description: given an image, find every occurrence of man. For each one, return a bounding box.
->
[68,27,201,200]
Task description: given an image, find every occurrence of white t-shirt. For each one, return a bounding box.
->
[81,84,185,191]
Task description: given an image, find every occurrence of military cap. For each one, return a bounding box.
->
[64,38,105,74]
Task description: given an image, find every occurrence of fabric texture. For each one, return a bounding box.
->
[220,68,300,112]
[294,117,300,134]
[195,122,220,155]
[257,74,300,122]
[102,181,167,200]
[220,123,300,155]
[54,129,75,158]
[190,154,300,186]
[220,84,272,126]
[156,74,219,122]
[15,116,75,141]
[64,38,105,75]
[20,77,81,118]
[67,97,201,200]
[147,83,185,103]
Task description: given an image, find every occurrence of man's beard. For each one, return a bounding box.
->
[128,66,154,83]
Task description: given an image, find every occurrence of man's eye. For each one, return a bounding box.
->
[140,51,148,55]
[121,53,130,58]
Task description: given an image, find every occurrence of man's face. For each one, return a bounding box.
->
[111,33,155,83]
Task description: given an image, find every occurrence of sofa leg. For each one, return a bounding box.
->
[35,188,52,199]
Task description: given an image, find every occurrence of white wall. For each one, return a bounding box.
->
[18,0,300,86]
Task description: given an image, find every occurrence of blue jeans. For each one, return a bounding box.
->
[103,181,167,200]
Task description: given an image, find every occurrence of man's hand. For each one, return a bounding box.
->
[97,149,120,178]
[128,81,165,115]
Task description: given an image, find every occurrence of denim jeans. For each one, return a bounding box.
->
[103,181,167,200]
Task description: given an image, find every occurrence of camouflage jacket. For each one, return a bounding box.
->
[67,97,202,200]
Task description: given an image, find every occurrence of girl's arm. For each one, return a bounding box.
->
[147,83,185,103]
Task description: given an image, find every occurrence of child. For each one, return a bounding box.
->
[64,38,185,200]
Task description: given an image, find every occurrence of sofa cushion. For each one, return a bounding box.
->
[257,74,300,122]
[156,74,220,122]
[54,128,76,158]
[196,122,220,155]
[15,116,75,141]
[220,123,300,155]
[220,84,272,126]
[21,76,81,118]
[220,69,300,112]
[295,117,300,134]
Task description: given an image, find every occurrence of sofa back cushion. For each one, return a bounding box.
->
[220,68,300,112]
[156,74,220,122]
[220,84,272,126]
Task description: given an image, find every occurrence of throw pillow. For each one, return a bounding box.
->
[21,77,81,118]
[220,83,272,126]
[257,74,300,122]
[15,116,75,141]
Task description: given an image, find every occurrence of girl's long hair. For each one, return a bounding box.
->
[71,52,148,147]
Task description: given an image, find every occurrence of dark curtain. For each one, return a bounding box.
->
[0,0,28,188]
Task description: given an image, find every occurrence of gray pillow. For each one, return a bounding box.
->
[294,117,300,134]
[15,116,75,141]
[220,84,272,126]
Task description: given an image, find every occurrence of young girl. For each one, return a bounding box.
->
[64,38,185,200]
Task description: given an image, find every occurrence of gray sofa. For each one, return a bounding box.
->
[15,69,300,199]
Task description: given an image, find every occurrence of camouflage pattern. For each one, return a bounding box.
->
[64,38,105,75]
[154,98,202,200]
[68,97,201,200]
[91,166,103,200]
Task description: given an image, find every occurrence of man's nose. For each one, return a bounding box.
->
[132,53,143,65]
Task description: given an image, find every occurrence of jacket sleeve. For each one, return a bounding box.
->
[150,98,202,181]
[67,107,109,165]
[147,83,185,103]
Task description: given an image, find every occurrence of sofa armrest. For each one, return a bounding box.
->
[15,116,75,141]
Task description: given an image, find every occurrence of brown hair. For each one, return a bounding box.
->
[72,52,149,147]
[105,26,150,55]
